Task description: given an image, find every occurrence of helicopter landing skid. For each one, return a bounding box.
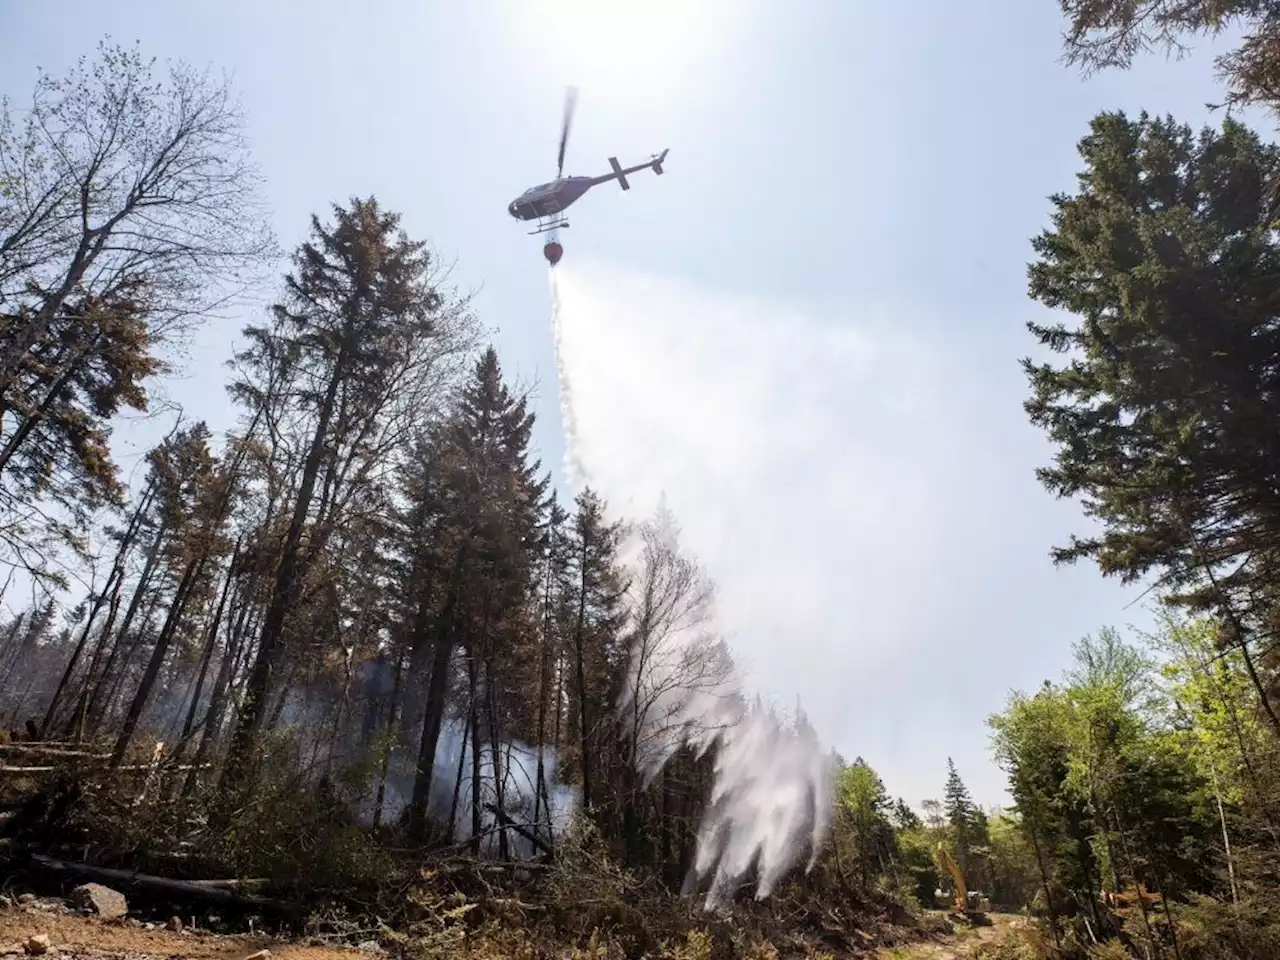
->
[529,217,568,235]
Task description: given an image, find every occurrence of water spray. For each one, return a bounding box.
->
[549,266,838,910]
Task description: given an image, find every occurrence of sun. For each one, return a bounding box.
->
[504,0,723,108]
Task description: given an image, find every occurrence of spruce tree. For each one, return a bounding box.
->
[404,346,546,840]
[944,758,976,880]
[565,487,627,812]
[1024,111,1280,733]
[221,197,443,791]
[1058,1,1280,115]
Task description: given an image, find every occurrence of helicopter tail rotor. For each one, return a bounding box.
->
[557,86,578,179]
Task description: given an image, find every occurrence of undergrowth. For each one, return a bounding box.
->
[0,758,920,958]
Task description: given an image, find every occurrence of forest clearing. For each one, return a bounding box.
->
[5,1,1280,958]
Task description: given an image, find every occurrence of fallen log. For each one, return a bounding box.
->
[21,853,296,916]
[188,877,271,890]
[0,745,111,759]
[0,763,210,775]
[428,859,551,875]
[483,803,554,859]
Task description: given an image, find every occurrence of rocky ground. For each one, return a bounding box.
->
[0,880,1030,960]
[0,891,377,960]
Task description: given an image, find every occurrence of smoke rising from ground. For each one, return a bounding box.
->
[551,264,839,908]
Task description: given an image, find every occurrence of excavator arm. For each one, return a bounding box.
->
[937,843,968,914]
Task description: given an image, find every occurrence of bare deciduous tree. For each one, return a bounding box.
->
[616,504,732,783]
[0,38,275,579]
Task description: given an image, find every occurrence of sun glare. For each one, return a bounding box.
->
[504,0,735,108]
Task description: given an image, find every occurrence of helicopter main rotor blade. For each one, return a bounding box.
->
[557,86,578,178]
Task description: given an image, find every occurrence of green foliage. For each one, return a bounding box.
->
[833,757,900,894]
[895,824,943,907]
[1023,109,1280,736]
[985,812,1041,909]
[988,613,1280,956]
[944,759,989,886]
[1057,0,1280,115]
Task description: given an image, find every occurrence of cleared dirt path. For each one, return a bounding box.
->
[876,912,1026,959]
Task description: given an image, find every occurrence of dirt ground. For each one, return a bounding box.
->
[875,912,1027,959]
[0,896,1031,960]
[0,909,371,960]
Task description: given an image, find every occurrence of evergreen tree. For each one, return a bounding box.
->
[1057,0,1280,116]
[564,487,627,813]
[0,283,159,568]
[891,798,923,832]
[1023,111,1280,734]
[403,346,546,840]
[944,758,976,879]
[221,197,445,791]
[837,757,898,891]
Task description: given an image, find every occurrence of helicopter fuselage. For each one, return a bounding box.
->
[508,176,596,221]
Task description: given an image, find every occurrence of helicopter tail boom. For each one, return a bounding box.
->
[594,150,670,189]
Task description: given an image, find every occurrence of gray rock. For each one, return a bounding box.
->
[72,883,127,920]
[24,934,49,956]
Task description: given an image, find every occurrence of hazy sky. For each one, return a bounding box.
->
[0,1,1261,807]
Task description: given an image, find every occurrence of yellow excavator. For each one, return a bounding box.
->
[937,843,990,921]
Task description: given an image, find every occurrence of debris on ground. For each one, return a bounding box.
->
[71,886,126,921]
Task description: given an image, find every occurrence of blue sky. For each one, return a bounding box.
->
[0,1,1260,807]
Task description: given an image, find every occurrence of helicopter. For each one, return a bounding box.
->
[508,87,669,266]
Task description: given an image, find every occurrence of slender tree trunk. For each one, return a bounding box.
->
[40,566,120,737]
[1025,814,1062,949]
[407,547,469,840]
[553,652,565,750]
[180,541,241,744]
[448,689,472,841]
[0,614,28,701]
[111,552,205,767]
[1177,503,1280,736]
[485,656,509,860]
[43,485,154,736]
[533,531,556,845]
[94,588,164,731]
[1209,768,1239,905]
[220,338,350,792]
[1108,799,1162,959]
[265,657,300,730]
[0,569,14,615]
[184,571,257,796]
[469,658,482,855]
[84,522,167,733]
[372,648,405,832]
[573,556,592,811]
[66,577,124,742]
